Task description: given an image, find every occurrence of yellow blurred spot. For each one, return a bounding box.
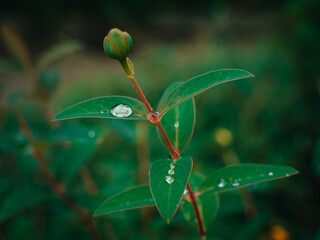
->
[214,127,233,147]
[270,225,291,240]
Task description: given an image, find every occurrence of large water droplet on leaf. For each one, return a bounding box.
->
[110,104,132,117]
[165,175,175,184]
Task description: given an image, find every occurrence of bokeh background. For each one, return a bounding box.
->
[0,0,319,239]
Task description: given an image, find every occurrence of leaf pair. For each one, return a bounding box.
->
[53,69,253,121]
[54,69,253,153]
[94,163,298,224]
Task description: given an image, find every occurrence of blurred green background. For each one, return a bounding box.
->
[0,0,319,239]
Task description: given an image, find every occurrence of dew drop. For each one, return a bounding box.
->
[286,173,289,177]
[232,179,240,187]
[268,172,274,176]
[168,169,175,175]
[183,189,188,195]
[147,171,150,176]
[165,175,175,184]
[88,130,95,138]
[218,178,226,188]
[110,104,132,117]
[100,110,105,114]
[174,122,179,128]
[170,163,175,169]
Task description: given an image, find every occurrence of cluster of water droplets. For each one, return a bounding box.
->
[217,178,241,188]
[215,171,290,189]
[165,163,176,184]
[106,104,132,117]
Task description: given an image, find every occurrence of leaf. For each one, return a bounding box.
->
[181,193,219,230]
[0,187,52,221]
[37,40,84,70]
[0,24,31,70]
[39,69,61,94]
[53,96,148,121]
[158,82,196,153]
[48,123,102,143]
[93,185,154,216]
[149,156,193,223]
[159,69,254,115]
[50,143,97,183]
[200,164,299,196]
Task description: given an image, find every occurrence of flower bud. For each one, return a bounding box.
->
[103,28,133,60]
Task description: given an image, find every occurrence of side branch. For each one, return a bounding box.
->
[15,111,103,240]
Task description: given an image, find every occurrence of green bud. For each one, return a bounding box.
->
[103,28,133,60]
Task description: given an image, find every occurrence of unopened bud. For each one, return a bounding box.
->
[103,28,133,60]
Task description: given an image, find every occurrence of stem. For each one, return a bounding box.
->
[129,75,153,113]
[186,183,206,240]
[124,70,205,240]
[15,111,103,240]
[155,122,180,160]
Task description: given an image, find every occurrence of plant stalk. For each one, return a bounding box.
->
[186,183,206,240]
[15,110,103,240]
[124,71,206,240]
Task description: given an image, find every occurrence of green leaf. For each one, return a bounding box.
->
[159,69,254,115]
[149,156,193,223]
[50,143,97,183]
[158,82,196,153]
[37,40,84,70]
[200,164,298,196]
[0,187,52,221]
[39,69,61,94]
[53,96,148,121]
[181,193,219,230]
[93,185,154,217]
[49,123,102,143]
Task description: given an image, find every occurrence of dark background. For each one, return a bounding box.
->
[0,0,320,239]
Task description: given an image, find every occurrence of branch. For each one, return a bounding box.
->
[15,110,103,240]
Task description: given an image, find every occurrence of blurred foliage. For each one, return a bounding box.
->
[0,0,319,239]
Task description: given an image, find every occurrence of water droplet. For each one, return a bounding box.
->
[88,130,95,138]
[100,110,105,114]
[147,171,150,175]
[165,175,175,184]
[286,173,289,177]
[183,189,188,195]
[232,179,240,187]
[170,163,175,169]
[268,172,274,176]
[174,122,179,128]
[168,169,175,175]
[218,178,226,188]
[110,104,132,117]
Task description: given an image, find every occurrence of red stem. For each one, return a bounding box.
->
[129,76,153,113]
[126,73,206,240]
[186,183,206,240]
